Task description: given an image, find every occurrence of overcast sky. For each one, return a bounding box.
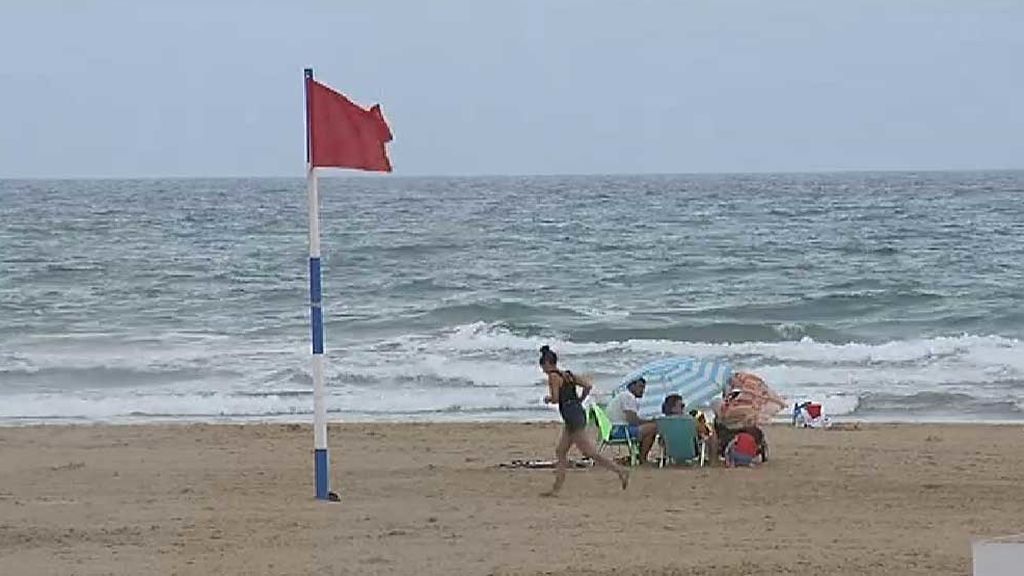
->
[1,1,1022,177]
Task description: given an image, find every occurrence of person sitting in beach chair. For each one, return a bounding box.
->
[661,394,711,440]
[711,393,768,462]
[712,371,786,461]
[662,394,686,417]
[605,377,658,464]
[657,394,707,466]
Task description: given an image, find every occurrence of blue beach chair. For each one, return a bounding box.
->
[656,416,706,467]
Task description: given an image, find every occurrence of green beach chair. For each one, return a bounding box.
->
[589,403,640,466]
[656,416,706,467]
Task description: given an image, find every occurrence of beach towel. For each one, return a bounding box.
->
[498,459,593,469]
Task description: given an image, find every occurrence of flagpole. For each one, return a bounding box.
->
[305,67,330,501]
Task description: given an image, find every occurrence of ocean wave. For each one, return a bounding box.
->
[332,239,467,260]
[412,300,630,327]
[696,289,949,324]
[0,387,552,423]
[415,300,572,326]
[385,277,468,295]
[355,323,1024,418]
[411,322,1024,368]
[855,391,1023,417]
[0,365,244,389]
[332,354,538,390]
[568,322,847,344]
[2,321,1023,424]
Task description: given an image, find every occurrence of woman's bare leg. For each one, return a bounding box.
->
[541,428,572,497]
[572,431,630,490]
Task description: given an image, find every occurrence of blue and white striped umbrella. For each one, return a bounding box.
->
[611,357,732,418]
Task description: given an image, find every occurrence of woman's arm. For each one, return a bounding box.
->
[544,372,562,404]
[575,374,593,402]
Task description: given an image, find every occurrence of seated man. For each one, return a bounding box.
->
[659,394,707,460]
[606,377,658,463]
[661,393,686,416]
[661,394,708,437]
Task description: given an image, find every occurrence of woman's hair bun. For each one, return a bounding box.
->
[538,345,557,366]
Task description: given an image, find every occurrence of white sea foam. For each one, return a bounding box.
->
[1,321,1022,424]
[0,386,551,424]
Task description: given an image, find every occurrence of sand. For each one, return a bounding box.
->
[1,422,1022,575]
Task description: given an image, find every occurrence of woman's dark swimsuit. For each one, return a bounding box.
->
[557,371,587,432]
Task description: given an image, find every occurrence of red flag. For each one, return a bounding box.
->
[306,77,393,172]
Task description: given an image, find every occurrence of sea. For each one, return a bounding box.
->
[1,172,1022,425]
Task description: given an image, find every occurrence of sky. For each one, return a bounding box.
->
[1,0,1022,177]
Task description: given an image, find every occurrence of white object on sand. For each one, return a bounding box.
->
[794,406,832,429]
[973,534,1024,576]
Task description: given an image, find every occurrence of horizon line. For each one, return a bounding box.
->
[3,166,1024,181]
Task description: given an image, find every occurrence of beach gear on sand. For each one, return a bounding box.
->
[793,401,832,428]
[498,459,592,469]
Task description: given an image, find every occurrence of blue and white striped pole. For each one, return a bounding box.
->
[305,67,330,501]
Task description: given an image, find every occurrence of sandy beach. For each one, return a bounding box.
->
[1,422,1022,575]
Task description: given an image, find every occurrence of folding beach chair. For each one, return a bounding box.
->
[656,416,706,467]
[589,404,640,466]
